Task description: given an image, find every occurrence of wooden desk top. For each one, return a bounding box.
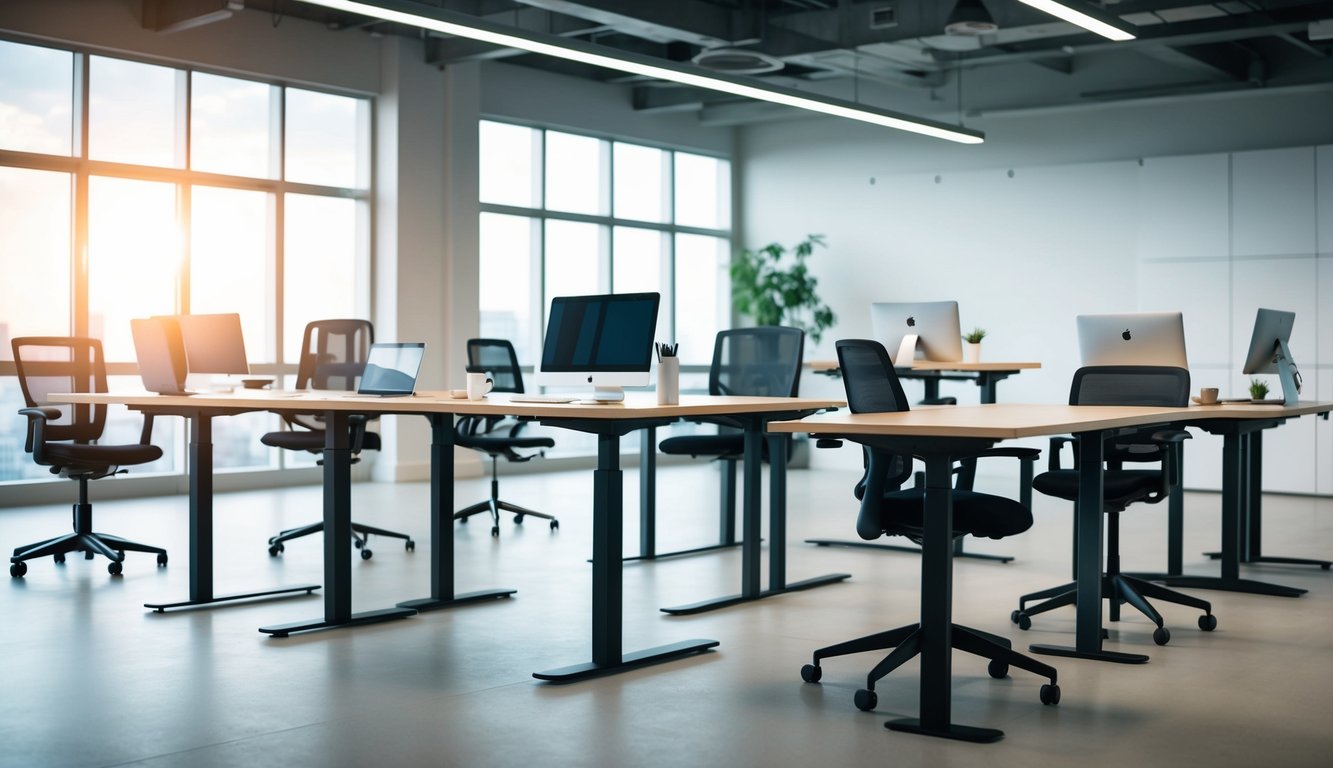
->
[52,391,846,420]
[806,360,1041,373]
[768,401,1333,440]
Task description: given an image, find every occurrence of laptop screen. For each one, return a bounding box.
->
[358,342,426,396]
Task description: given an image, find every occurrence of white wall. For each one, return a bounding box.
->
[740,93,1333,494]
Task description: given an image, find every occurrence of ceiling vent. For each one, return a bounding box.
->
[692,48,785,75]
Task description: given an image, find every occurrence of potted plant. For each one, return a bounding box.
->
[963,327,986,363]
[731,234,837,344]
[1249,377,1270,402]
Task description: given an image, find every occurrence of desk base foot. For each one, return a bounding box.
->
[259,606,417,637]
[1203,551,1331,569]
[145,584,320,613]
[1028,643,1148,664]
[397,588,517,612]
[1156,576,1306,597]
[617,540,747,564]
[533,639,719,683]
[660,573,851,616]
[805,539,1014,564]
[885,718,1003,743]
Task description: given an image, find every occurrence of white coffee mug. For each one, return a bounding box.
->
[466,372,493,400]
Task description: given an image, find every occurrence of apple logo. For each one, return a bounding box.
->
[906,316,916,328]
[1122,329,1132,341]
[587,375,594,383]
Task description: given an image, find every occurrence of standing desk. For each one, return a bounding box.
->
[55,390,844,682]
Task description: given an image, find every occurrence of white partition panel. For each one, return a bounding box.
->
[1231,147,1318,258]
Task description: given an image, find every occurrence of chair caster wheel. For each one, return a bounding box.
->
[54,553,66,564]
[269,543,285,556]
[800,664,822,683]
[85,550,95,560]
[1153,626,1171,646]
[988,660,1009,679]
[10,562,27,577]
[1198,614,1217,631]
[360,548,373,560]
[550,520,559,531]
[354,539,364,549]
[458,516,468,524]
[853,689,877,711]
[514,514,525,525]
[1010,609,1021,624]
[108,561,123,576]
[156,553,168,567]
[405,540,415,552]
[1322,563,1330,571]
[1040,683,1061,706]
[491,526,500,537]
[1014,611,1032,631]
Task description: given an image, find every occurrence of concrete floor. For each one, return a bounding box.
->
[2,462,1331,768]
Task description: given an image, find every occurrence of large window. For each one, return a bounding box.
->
[0,39,372,484]
[477,120,731,372]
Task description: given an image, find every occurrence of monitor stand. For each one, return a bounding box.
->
[587,385,626,403]
[894,334,920,366]
[1274,338,1302,406]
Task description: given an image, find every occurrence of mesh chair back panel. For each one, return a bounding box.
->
[292,319,373,431]
[710,327,804,397]
[467,339,525,393]
[12,337,107,443]
[1070,366,1190,407]
[835,339,910,414]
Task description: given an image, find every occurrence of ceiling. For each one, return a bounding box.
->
[176,1,1333,126]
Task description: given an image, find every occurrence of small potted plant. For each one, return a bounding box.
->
[963,327,986,363]
[1249,377,1270,402]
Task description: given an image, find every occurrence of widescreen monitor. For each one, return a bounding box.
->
[1076,311,1188,369]
[1241,308,1301,405]
[870,300,962,364]
[537,292,661,402]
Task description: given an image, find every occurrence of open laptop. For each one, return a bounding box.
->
[355,342,426,397]
[131,316,194,395]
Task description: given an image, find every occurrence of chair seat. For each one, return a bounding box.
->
[454,433,555,453]
[659,433,742,458]
[261,430,383,452]
[877,488,1033,540]
[43,442,162,468]
[1032,469,1161,507]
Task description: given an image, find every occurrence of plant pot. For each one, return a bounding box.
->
[965,342,981,363]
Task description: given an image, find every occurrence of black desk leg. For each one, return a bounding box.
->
[146,412,318,613]
[1032,428,1148,664]
[661,419,849,615]
[400,414,516,612]
[260,411,416,636]
[536,431,717,682]
[887,453,1002,743]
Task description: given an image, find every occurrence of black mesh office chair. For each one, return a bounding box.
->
[800,339,1059,710]
[454,338,558,537]
[10,337,168,577]
[262,319,414,560]
[658,326,803,552]
[1011,365,1216,645]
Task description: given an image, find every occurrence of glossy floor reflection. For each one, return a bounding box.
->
[2,463,1331,767]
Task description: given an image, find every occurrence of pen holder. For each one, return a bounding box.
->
[657,356,679,405]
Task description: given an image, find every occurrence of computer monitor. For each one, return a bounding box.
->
[131,316,191,395]
[536,292,661,402]
[178,313,250,375]
[1076,311,1188,368]
[1241,308,1301,405]
[870,300,962,364]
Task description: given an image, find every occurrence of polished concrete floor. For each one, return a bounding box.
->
[2,462,1332,768]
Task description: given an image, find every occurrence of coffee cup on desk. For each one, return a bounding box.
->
[466,372,493,400]
[1198,387,1219,405]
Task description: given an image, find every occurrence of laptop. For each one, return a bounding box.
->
[355,342,426,397]
[131,316,194,396]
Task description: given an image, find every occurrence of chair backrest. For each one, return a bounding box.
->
[834,338,910,414]
[1069,365,1190,407]
[709,326,804,397]
[289,319,373,432]
[11,337,108,443]
[466,339,525,394]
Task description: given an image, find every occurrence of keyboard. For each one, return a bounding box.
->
[509,394,580,404]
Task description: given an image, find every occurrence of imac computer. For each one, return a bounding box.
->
[1077,311,1188,369]
[870,300,963,364]
[1242,308,1301,405]
[536,292,661,402]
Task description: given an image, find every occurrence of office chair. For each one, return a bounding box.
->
[10,337,168,577]
[454,338,558,537]
[657,326,803,555]
[799,339,1059,710]
[1010,365,1216,645]
[262,319,414,560]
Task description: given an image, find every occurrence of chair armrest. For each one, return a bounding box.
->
[814,438,843,449]
[18,407,61,460]
[1149,429,1191,444]
[1047,436,1076,471]
[970,447,1040,462]
[1151,429,1191,487]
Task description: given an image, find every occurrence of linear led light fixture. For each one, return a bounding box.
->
[293,0,983,144]
[1018,0,1136,41]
